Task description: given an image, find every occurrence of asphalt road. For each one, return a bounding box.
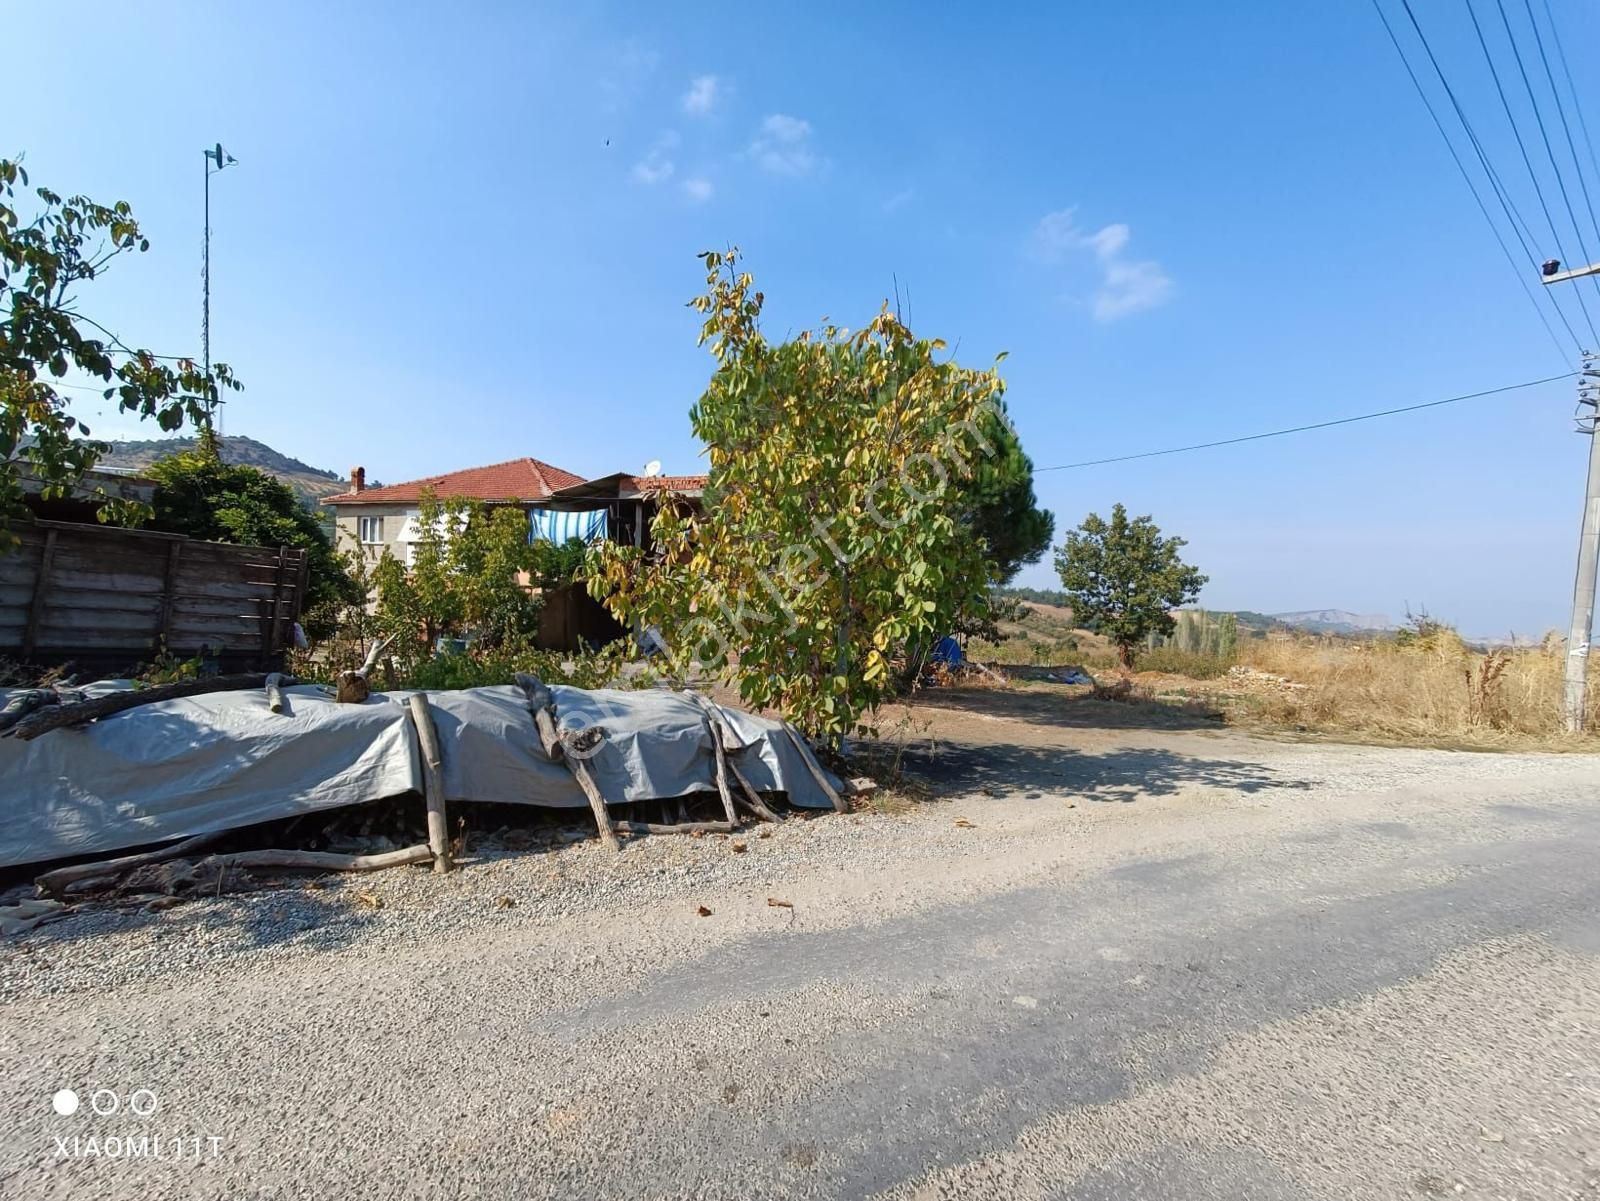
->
[3,733,1598,1199]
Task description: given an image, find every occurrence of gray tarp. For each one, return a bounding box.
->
[0,682,840,869]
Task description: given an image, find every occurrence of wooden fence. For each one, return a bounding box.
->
[0,520,308,672]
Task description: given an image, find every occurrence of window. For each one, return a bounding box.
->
[358,516,384,545]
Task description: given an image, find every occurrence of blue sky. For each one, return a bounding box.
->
[11,1,1600,635]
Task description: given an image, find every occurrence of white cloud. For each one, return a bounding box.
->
[749,114,816,176]
[1033,208,1172,321]
[632,131,679,185]
[682,75,720,116]
[682,177,714,203]
[882,186,915,213]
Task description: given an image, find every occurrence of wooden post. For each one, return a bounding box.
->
[266,546,289,656]
[560,728,620,851]
[406,693,452,873]
[20,528,58,660]
[684,690,773,822]
[157,540,183,651]
[514,672,563,760]
[784,723,848,813]
[725,752,781,823]
[264,672,287,714]
[706,718,739,826]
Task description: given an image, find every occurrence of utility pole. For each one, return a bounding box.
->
[1565,353,1600,730]
[1540,257,1600,731]
[202,143,236,434]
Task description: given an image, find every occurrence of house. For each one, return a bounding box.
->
[320,456,706,651]
[320,458,706,560]
[320,458,586,561]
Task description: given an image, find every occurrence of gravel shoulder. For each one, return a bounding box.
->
[3,691,1598,1200]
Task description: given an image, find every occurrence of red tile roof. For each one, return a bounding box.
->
[623,474,707,493]
[323,457,586,505]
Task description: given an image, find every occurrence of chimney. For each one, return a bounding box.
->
[350,466,365,493]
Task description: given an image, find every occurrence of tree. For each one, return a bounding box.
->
[141,439,356,638]
[1,158,239,547]
[371,489,543,671]
[961,416,1053,584]
[1054,504,1207,667]
[587,249,1015,742]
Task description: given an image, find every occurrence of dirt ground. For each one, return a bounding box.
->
[7,681,1599,1199]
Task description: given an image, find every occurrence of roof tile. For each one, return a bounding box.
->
[323,457,586,505]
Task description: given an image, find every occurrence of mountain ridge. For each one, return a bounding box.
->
[97,435,347,508]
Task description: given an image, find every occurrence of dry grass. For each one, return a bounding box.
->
[1233,633,1600,750]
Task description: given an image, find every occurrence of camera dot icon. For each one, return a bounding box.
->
[51,1089,79,1116]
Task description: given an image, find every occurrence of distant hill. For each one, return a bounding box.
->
[1271,609,1396,635]
[98,436,346,509]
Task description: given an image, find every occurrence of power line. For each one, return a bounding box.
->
[1370,0,1574,362]
[1539,0,1600,217]
[1033,372,1575,473]
[1522,0,1600,282]
[1390,0,1588,353]
[1464,0,1600,343]
[1493,0,1600,311]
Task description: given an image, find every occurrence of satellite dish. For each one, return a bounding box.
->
[642,460,662,478]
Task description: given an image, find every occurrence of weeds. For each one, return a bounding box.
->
[1236,633,1600,746]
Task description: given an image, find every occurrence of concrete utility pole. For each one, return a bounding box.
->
[1564,354,1600,730]
[1540,258,1600,731]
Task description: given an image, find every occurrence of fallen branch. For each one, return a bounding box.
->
[8,676,289,741]
[0,688,58,734]
[613,820,737,836]
[35,831,226,898]
[208,844,433,873]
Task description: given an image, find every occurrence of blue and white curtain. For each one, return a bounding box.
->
[529,508,608,545]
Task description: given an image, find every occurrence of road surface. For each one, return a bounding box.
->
[2,726,1598,1199]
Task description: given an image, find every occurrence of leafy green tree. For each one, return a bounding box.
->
[588,249,1012,742]
[1,158,239,546]
[142,440,356,638]
[372,490,542,670]
[1054,503,1207,667]
[961,417,1053,584]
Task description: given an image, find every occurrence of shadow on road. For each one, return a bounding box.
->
[912,685,1227,732]
[885,740,1313,803]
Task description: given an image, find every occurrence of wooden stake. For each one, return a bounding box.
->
[406,693,453,873]
[560,728,619,851]
[264,672,288,714]
[706,720,740,826]
[725,754,781,823]
[514,672,563,760]
[784,723,848,813]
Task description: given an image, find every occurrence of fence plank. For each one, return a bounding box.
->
[158,540,183,649]
[20,530,58,658]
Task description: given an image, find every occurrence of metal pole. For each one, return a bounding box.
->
[202,152,211,418]
[1564,356,1600,731]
